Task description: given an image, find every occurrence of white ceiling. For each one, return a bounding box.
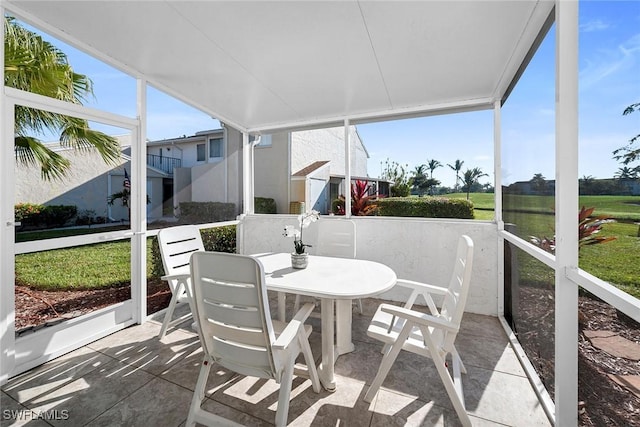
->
[5,1,554,133]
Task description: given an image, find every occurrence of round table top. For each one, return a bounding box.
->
[253,252,397,299]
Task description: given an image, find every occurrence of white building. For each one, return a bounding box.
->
[148,125,373,215]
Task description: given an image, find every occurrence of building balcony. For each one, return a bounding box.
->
[147,153,181,176]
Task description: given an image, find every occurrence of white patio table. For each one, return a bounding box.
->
[251,252,397,391]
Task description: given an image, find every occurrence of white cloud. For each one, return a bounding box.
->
[580,19,610,33]
[474,154,492,162]
[580,33,640,88]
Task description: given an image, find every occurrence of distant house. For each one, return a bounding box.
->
[151,125,380,215]
[254,126,381,214]
[15,124,380,223]
[15,135,168,223]
[146,127,244,217]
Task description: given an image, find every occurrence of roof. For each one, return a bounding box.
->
[292,161,331,177]
[146,129,224,146]
[5,1,554,133]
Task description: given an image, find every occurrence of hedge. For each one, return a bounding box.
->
[178,202,236,224]
[376,197,474,219]
[15,203,78,229]
[255,197,277,214]
[150,225,237,277]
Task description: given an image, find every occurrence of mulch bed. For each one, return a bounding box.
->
[517,285,640,426]
[15,278,171,333]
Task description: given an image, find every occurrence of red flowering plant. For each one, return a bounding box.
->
[333,180,379,216]
[530,206,616,253]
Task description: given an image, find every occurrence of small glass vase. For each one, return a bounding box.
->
[291,252,308,269]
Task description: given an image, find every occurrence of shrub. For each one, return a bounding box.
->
[391,183,411,197]
[75,209,97,226]
[255,197,277,214]
[178,202,236,224]
[15,203,45,228]
[15,203,77,229]
[150,225,237,276]
[41,205,77,228]
[376,197,474,219]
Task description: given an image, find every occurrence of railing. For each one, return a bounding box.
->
[146,154,181,175]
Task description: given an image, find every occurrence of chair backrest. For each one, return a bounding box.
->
[439,235,474,347]
[315,219,356,258]
[157,225,205,276]
[190,251,278,380]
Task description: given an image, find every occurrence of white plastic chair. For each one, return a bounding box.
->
[294,219,360,313]
[364,235,474,427]
[186,252,321,427]
[156,225,204,339]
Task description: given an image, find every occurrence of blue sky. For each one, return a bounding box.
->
[23,1,640,188]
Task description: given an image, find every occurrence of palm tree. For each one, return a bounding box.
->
[447,159,464,192]
[426,159,442,195]
[530,173,547,194]
[411,164,428,196]
[5,16,120,180]
[614,166,637,180]
[459,167,488,200]
[426,159,442,178]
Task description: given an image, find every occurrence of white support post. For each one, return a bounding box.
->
[132,78,148,323]
[242,132,254,214]
[493,101,503,226]
[555,1,579,425]
[493,101,505,317]
[344,119,352,218]
[0,6,16,384]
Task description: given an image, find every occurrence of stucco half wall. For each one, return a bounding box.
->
[238,214,499,316]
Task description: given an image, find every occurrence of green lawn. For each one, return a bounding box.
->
[446,192,640,222]
[15,239,155,291]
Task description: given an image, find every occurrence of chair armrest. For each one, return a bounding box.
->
[273,303,315,350]
[161,273,190,282]
[395,279,448,295]
[380,304,458,333]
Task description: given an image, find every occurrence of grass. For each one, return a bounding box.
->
[578,221,640,297]
[446,192,640,222]
[15,239,155,291]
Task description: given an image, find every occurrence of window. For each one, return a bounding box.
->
[257,134,272,147]
[209,137,223,158]
[196,143,205,161]
[251,134,272,147]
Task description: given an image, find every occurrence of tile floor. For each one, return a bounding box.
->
[2,297,552,426]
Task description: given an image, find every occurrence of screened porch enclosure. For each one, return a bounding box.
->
[2,1,639,426]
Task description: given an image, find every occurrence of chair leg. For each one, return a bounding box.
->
[431,351,472,427]
[355,298,363,315]
[275,359,295,427]
[298,329,320,393]
[186,357,212,427]
[159,282,182,339]
[364,323,413,403]
[452,346,467,374]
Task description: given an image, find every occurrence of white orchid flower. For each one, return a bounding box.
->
[283,225,300,238]
[285,210,319,254]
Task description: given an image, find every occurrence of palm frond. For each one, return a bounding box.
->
[14,136,71,181]
[59,117,121,165]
